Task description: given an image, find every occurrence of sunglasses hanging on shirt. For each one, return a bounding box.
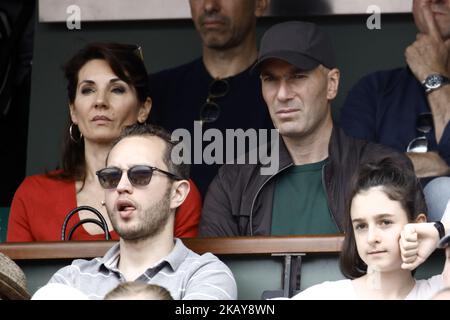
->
[199,78,230,124]
[406,112,433,153]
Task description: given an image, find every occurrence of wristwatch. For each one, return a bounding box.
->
[422,74,450,94]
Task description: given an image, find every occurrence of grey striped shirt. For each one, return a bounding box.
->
[46,238,237,300]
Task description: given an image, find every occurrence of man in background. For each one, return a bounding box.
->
[340,0,450,221]
[148,0,273,197]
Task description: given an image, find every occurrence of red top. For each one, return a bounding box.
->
[6,174,202,241]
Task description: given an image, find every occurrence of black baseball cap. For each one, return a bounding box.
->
[254,21,336,72]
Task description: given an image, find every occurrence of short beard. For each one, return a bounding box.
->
[202,31,246,51]
[197,14,245,50]
[112,187,173,242]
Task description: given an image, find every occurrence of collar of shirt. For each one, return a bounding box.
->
[97,238,190,277]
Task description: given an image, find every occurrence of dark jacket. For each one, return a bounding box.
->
[340,67,450,166]
[199,126,413,236]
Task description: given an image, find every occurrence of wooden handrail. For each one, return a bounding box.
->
[0,235,344,260]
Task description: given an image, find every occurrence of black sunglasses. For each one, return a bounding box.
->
[406,112,433,153]
[96,165,182,189]
[199,78,230,124]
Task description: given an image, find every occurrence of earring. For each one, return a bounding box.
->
[101,200,105,206]
[69,123,83,143]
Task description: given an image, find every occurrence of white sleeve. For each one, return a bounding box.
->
[408,275,444,300]
[291,283,329,300]
[442,200,450,223]
[290,280,352,300]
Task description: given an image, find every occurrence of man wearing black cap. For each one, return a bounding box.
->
[199,21,413,237]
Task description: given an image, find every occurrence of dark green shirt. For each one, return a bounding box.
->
[271,159,339,235]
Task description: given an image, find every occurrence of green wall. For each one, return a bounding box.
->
[0,207,10,242]
[27,14,417,175]
[19,251,444,299]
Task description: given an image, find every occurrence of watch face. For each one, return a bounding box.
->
[426,74,443,89]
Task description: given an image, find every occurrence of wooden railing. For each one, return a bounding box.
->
[0,235,344,260]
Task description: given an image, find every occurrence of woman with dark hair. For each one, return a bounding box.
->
[289,157,450,299]
[7,43,202,241]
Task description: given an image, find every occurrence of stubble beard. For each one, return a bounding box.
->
[112,188,173,242]
[198,15,247,51]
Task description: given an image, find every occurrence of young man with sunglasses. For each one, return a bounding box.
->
[340,0,450,221]
[37,124,237,300]
[147,0,273,198]
[199,21,416,237]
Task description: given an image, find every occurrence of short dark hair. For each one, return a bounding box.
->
[339,156,427,279]
[108,123,190,180]
[64,42,149,104]
[50,42,149,184]
[104,282,173,300]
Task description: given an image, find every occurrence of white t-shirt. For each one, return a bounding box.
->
[439,200,450,247]
[290,275,444,300]
[443,200,450,222]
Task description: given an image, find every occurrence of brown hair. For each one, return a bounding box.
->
[104,282,173,300]
[108,123,190,180]
[49,42,149,185]
[339,157,427,279]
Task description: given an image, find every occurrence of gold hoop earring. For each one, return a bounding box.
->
[69,123,83,143]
